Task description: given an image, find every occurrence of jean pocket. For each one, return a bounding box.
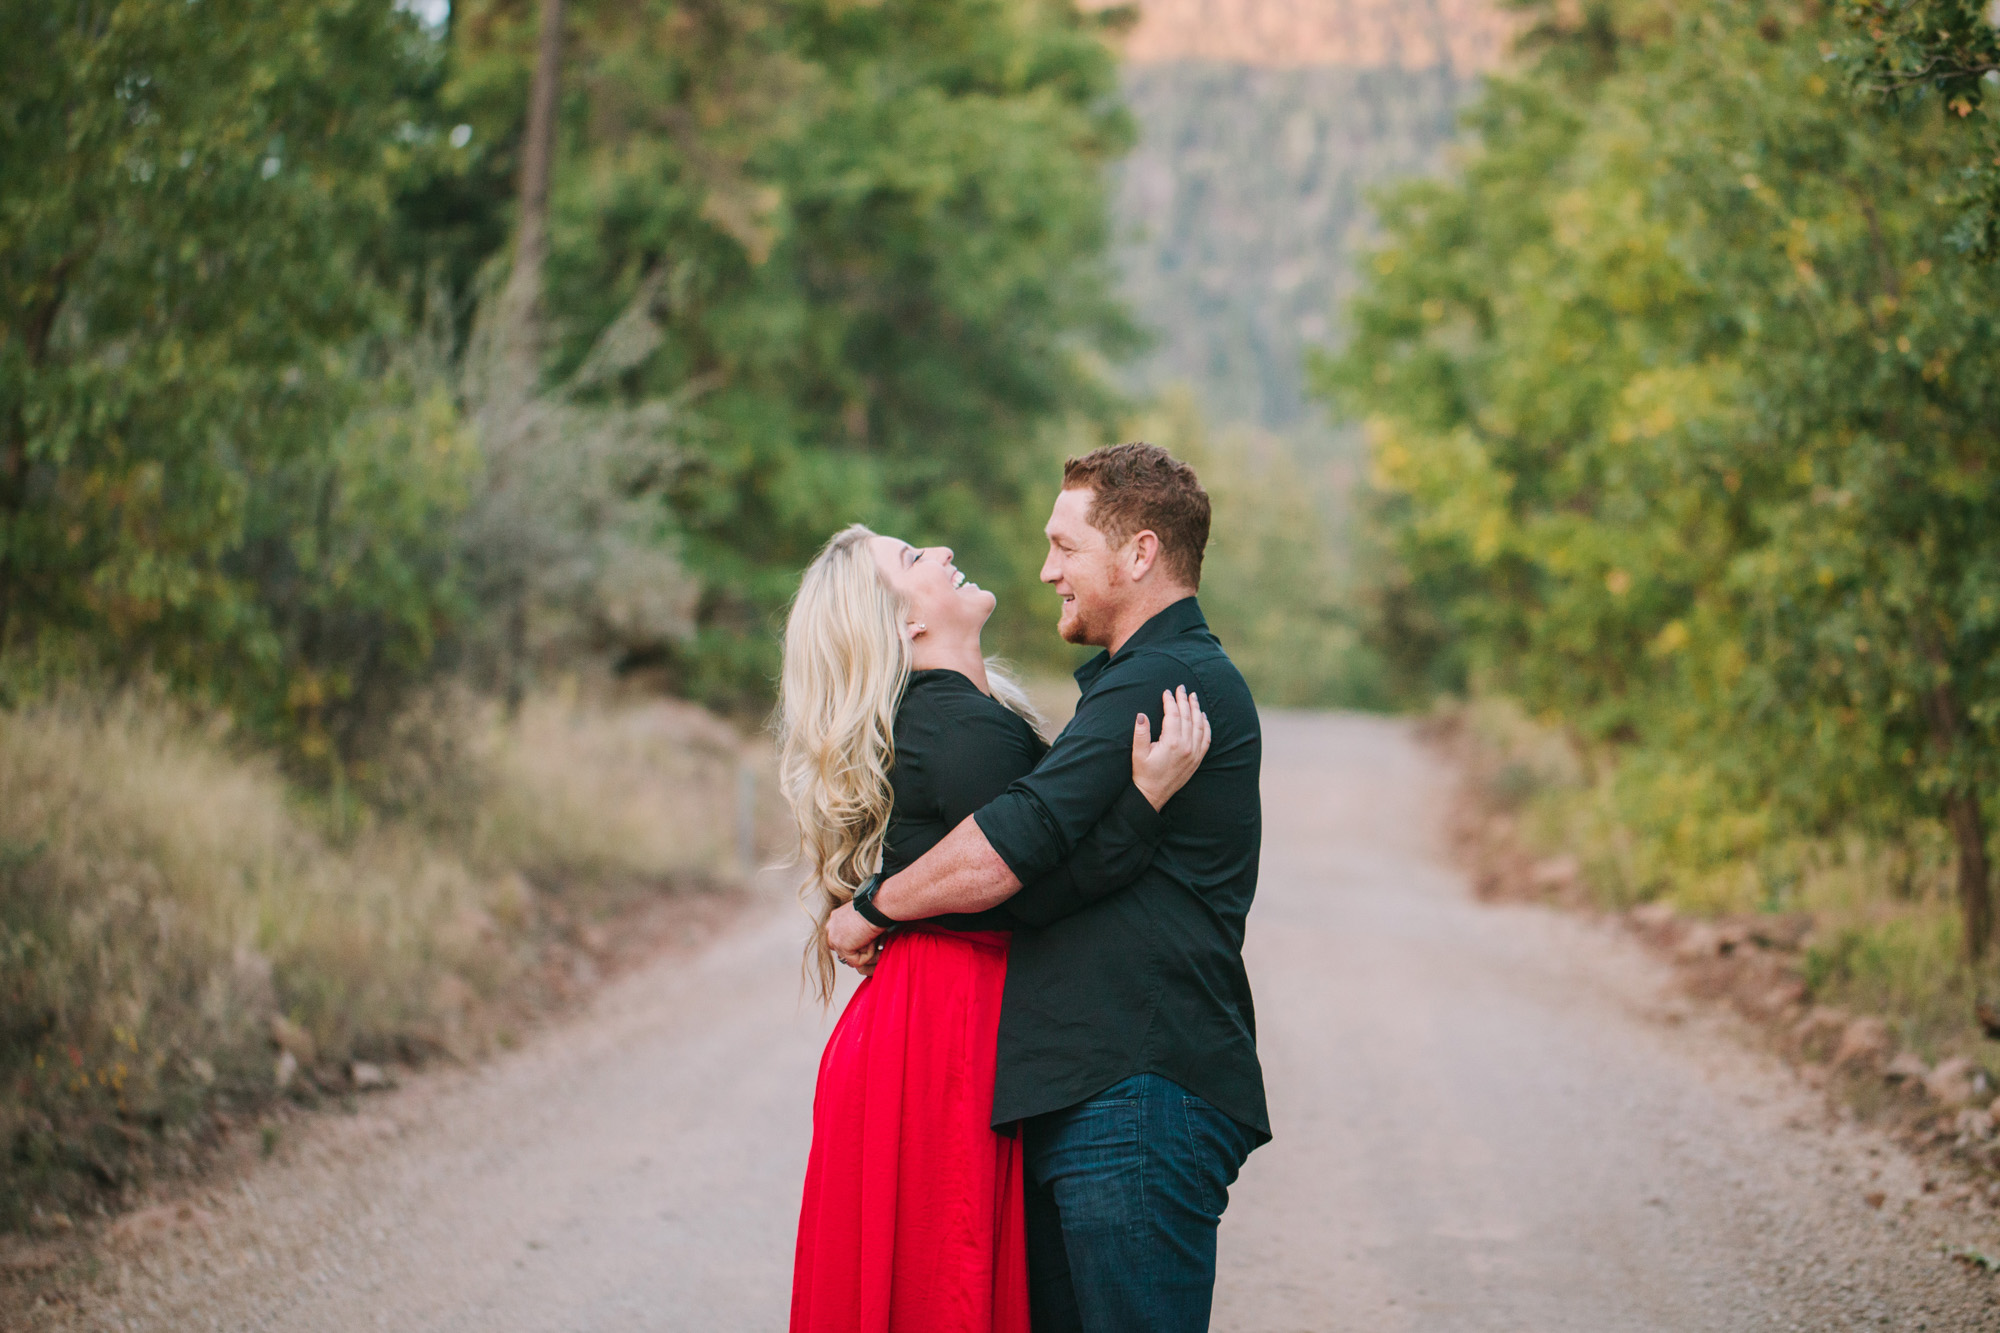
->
[1046,1098,1146,1236]
[1179,1097,1247,1219]
[1070,1097,1141,1146]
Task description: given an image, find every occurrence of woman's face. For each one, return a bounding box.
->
[869,536,996,640]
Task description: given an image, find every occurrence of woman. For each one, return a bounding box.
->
[778,524,1210,1333]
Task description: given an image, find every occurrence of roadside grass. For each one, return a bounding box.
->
[1440,696,2000,1075]
[0,685,767,1232]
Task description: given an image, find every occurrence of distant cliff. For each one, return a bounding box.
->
[1103,0,1509,431]
[1105,0,1513,71]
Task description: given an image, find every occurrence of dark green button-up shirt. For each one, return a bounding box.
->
[975,597,1269,1138]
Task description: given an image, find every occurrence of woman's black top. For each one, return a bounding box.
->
[882,669,1168,932]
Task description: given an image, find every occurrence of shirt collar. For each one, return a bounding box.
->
[1073,596,1207,692]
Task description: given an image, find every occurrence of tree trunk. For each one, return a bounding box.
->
[1918,635,1994,960]
[0,257,76,655]
[0,420,23,655]
[1947,789,1994,961]
[499,0,565,379]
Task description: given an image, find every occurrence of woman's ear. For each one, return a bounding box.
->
[903,620,927,641]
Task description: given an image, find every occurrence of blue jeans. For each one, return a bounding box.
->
[1022,1074,1259,1333]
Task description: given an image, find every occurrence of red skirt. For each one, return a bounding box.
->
[790,926,1029,1333]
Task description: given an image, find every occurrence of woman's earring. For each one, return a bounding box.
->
[907,621,926,638]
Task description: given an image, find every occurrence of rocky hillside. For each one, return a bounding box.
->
[1106,0,1512,71]
[1104,0,1509,432]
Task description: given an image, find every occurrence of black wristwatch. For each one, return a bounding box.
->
[851,873,900,930]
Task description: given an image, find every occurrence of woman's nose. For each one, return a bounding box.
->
[939,546,954,564]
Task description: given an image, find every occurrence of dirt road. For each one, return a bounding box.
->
[31,713,2000,1330]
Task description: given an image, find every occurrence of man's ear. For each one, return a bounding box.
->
[1125,530,1162,583]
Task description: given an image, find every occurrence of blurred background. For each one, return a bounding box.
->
[11,0,2000,1249]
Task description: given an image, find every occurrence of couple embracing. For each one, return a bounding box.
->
[778,443,1268,1333]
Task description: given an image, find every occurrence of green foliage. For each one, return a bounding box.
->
[442,0,1140,701]
[1321,0,2000,949]
[1838,0,2000,257]
[1,0,1142,734]
[1135,393,1386,708]
[0,0,474,756]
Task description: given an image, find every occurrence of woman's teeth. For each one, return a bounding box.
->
[952,570,966,588]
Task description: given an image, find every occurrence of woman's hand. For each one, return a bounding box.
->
[827,901,885,975]
[1131,685,1211,811]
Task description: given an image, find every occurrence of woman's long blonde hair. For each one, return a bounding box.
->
[776,524,1042,1002]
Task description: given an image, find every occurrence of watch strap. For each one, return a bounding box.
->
[851,873,900,930]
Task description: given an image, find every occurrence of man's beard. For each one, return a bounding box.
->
[1058,598,1102,646]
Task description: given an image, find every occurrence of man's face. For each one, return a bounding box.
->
[1041,487,1123,646]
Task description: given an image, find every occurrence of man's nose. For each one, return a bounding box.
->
[1040,554,1059,584]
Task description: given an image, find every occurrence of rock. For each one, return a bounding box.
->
[1529,855,1581,893]
[1748,914,1814,952]
[350,1061,391,1091]
[1756,980,1808,1015]
[1794,1005,1850,1060]
[1926,1056,1982,1107]
[107,1201,214,1247]
[274,1048,299,1091]
[0,1240,64,1273]
[1884,1051,1930,1083]
[1712,922,1755,956]
[1833,1016,1892,1068]
[1630,901,1677,932]
[1957,1107,1996,1140]
[269,1014,317,1066]
[1675,923,1724,962]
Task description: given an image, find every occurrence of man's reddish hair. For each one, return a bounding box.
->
[1061,442,1210,589]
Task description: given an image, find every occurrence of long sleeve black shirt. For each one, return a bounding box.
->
[882,669,1171,934]
[974,597,1269,1139]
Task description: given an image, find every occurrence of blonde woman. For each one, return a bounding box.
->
[779,524,1210,1333]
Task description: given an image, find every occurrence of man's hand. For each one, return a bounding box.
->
[827,901,886,974]
[1131,685,1211,810]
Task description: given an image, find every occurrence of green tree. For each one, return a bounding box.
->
[448,0,1139,704]
[1839,0,2000,257]
[0,1,472,754]
[1322,0,2000,955]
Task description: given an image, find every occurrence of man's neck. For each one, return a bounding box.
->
[1103,586,1195,657]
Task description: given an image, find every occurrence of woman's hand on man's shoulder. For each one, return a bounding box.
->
[1130,685,1211,811]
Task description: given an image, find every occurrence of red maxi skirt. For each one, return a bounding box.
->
[790,925,1029,1333]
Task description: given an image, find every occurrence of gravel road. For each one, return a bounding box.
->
[26,712,2000,1331]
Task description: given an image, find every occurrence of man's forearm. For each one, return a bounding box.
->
[876,816,1022,919]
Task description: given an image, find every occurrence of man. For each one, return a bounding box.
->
[828,442,1267,1333]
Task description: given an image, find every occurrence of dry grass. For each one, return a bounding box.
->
[0,686,766,1231]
